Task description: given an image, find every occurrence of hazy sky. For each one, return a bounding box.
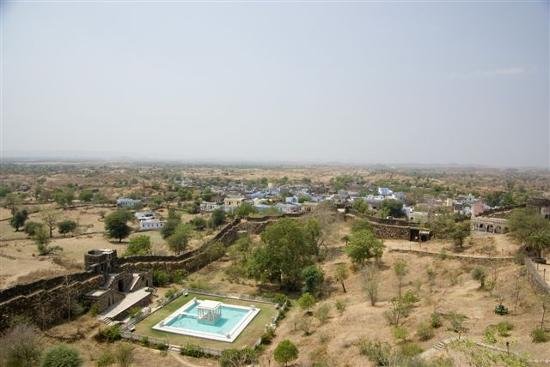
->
[1,1,549,167]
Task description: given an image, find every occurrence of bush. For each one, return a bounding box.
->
[165,288,178,300]
[392,326,409,343]
[57,220,78,235]
[140,336,150,347]
[335,299,346,315]
[219,348,257,367]
[531,328,549,343]
[484,326,497,344]
[402,289,420,304]
[471,267,487,289]
[41,345,82,367]
[180,344,204,357]
[417,322,434,341]
[358,339,391,366]
[23,221,44,237]
[273,340,299,366]
[496,321,514,337]
[114,343,133,367]
[96,350,115,367]
[260,327,276,345]
[494,304,509,315]
[400,342,423,357]
[430,312,442,328]
[152,270,170,287]
[157,342,169,351]
[272,293,290,307]
[95,325,122,343]
[314,304,331,324]
[0,322,42,367]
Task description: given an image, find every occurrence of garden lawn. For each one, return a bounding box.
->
[133,292,278,350]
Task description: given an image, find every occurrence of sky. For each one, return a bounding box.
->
[1,1,549,168]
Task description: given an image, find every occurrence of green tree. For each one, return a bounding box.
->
[234,202,257,218]
[41,210,60,238]
[10,209,28,232]
[125,235,152,256]
[381,199,404,218]
[509,208,550,257]
[167,223,192,254]
[471,267,487,289]
[24,221,44,237]
[450,221,470,249]
[247,219,316,289]
[297,292,316,313]
[273,340,298,367]
[189,217,207,231]
[345,229,384,266]
[53,189,74,208]
[351,219,373,233]
[219,348,257,367]
[352,198,369,214]
[41,344,82,367]
[57,220,78,235]
[78,190,94,202]
[301,265,324,296]
[104,210,132,243]
[161,210,181,239]
[210,208,226,227]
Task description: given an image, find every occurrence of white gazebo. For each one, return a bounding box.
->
[196,300,222,323]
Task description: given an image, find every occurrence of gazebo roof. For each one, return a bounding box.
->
[197,300,222,310]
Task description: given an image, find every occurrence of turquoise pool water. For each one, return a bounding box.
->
[166,303,250,336]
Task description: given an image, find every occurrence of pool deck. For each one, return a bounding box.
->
[133,292,278,350]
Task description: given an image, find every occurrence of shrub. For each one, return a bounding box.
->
[171,270,187,284]
[400,342,423,357]
[165,288,178,300]
[447,312,467,333]
[260,327,276,345]
[125,235,151,256]
[417,322,434,341]
[180,344,204,357]
[157,342,169,351]
[402,289,420,304]
[272,293,290,307]
[358,339,391,366]
[335,299,346,315]
[89,303,100,317]
[430,312,442,328]
[484,326,497,344]
[152,270,170,287]
[96,350,115,367]
[23,221,44,237]
[531,328,549,343]
[297,293,316,313]
[41,345,82,367]
[314,304,331,324]
[392,326,409,343]
[471,267,487,289]
[496,321,513,337]
[114,343,133,367]
[494,304,509,316]
[0,322,42,367]
[297,317,313,336]
[219,348,256,367]
[140,336,150,347]
[95,325,121,343]
[57,220,78,235]
[273,340,299,366]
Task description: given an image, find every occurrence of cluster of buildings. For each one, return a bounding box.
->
[134,210,165,231]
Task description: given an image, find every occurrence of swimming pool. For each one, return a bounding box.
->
[152,298,260,342]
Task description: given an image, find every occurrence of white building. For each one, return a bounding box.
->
[139,219,165,231]
[200,201,221,212]
[224,197,245,212]
[117,197,142,208]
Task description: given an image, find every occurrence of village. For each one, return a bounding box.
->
[0,164,549,367]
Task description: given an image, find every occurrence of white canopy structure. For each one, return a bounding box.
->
[197,300,222,323]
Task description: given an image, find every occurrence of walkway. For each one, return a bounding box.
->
[99,288,152,320]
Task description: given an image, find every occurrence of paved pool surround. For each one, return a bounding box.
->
[152,297,260,342]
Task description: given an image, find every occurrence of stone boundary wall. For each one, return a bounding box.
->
[0,212,304,330]
[389,248,514,264]
[346,213,428,240]
[525,257,550,295]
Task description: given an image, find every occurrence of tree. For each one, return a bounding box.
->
[471,266,487,289]
[508,208,550,258]
[57,220,77,235]
[78,190,94,202]
[345,229,384,266]
[393,259,408,297]
[247,219,316,290]
[0,322,42,367]
[234,202,257,218]
[53,189,74,208]
[161,211,181,239]
[364,264,380,306]
[273,340,298,367]
[352,198,369,214]
[24,221,44,237]
[189,217,207,231]
[381,199,404,218]
[167,223,192,254]
[303,218,322,256]
[210,208,225,227]
[301,265,324,296]
[41,344,82,367]
[351,219,373,233]
[41,210,60,238]
[104,210,132,243]
[335,263,349,293]
[9,209,28,232]
[297,292,316,313]
[125,235,151,256]
[34,226,51,255]
[219,348,257,367]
